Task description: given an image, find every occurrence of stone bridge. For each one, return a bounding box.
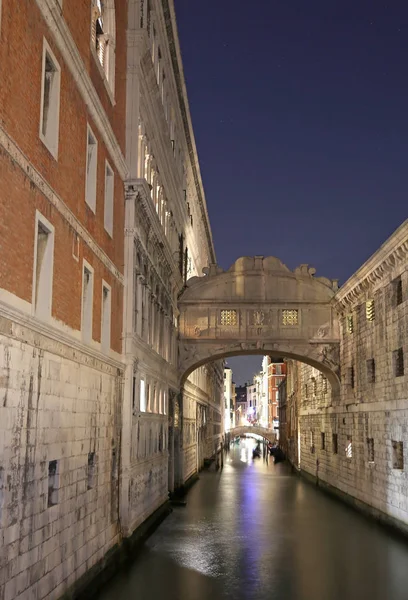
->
[230,426,277,444]
[178,256,341,396]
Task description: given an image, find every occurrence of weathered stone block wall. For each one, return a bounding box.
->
[0,332,122,600]
[297,226,408,528]
[182,387,199,482]
[128,456,168,531]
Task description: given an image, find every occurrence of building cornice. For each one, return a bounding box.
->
[0,125,124,284]
[334,220,408,311]
[35,0,128,180]
[0,302,124,376]
[161,0,216,264]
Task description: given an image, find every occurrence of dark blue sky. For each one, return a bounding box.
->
[174,0,408,383]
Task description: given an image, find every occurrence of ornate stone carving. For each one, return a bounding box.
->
[315,324,329,339]
[318,344,340,372]
[179,343,200,364]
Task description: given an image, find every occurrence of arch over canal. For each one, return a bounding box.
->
[178,256,341,396]
[230,426,277,444]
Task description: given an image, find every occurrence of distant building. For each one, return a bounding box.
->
[278,360,300,464]
[231,381,237,428]
[224,367,234,432]
[247,382,257,422]
[235,385,248,426]
[267,359,286,428]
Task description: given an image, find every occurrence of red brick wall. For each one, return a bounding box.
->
[0,0,126,354]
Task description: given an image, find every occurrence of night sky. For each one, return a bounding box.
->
[175,0,408,384]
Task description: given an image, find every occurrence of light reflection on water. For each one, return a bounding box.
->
[97,440,408,600]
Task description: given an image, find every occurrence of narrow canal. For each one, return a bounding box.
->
[98,439,408,600]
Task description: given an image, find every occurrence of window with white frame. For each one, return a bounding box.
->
[39,40,61,158]
[104,161,114,236]
[82,262,94,343]
[33,212,54,320]
[91,0,116,94]
[140,379,146,412]
[101,282,111,351]
[85,125,98,211]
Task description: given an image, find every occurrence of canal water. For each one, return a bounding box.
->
[97,439,408,600]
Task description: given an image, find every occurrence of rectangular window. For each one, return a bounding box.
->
[321,432,325,451]
[39,40,61,158]
[82,263,94,343]
[140,379,146,412]
[392,441,404,470]
[393,276,403,306]
[33,212,54,320]
[111,448,117,480]
[366,300,375,321]
[132,374,137,414]
[282,309,298,326]
[146,383,150,411]
[87,452,96,489]
[332,433,338,454]
[220,309,237,326]
[310,430,315,454]
[48,460,59,507]
[85,125,98,211]
[366,358,375,383]
[104,161,114,237]
[367,438,374,463]
[322,375,328,394]
[0,468,4,523]
[346,436,353,459]
[101,282,111,352]
[346,314,354,334]
[393,348,404,377]
[347,366,355,388]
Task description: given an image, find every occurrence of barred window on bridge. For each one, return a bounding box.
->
[282,309,298,326]
[220,310,237,326]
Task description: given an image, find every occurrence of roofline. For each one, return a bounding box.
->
[335,219,408,303]
[162,0,216,264]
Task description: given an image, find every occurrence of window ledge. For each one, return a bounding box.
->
[90,45,116,107]
[39,132,59,161]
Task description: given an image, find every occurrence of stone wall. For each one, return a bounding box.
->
[288,222,408,530]
[0,328,123,600]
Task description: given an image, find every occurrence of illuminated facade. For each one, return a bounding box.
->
[223,367,236,432]
[266,358,286,427]
[235,385,248,426]
[122,0,223,531]
[0,1,223,598]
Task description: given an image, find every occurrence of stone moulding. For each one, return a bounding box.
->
[0,125,124,285]
[0,304,123,376]
[161,0,216,264]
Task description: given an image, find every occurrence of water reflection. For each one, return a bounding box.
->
[97,440,408,600]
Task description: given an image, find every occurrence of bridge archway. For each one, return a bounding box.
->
[178,256,341,397]
[230,426,277,444]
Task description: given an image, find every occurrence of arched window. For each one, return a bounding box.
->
[91,0,116,94]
